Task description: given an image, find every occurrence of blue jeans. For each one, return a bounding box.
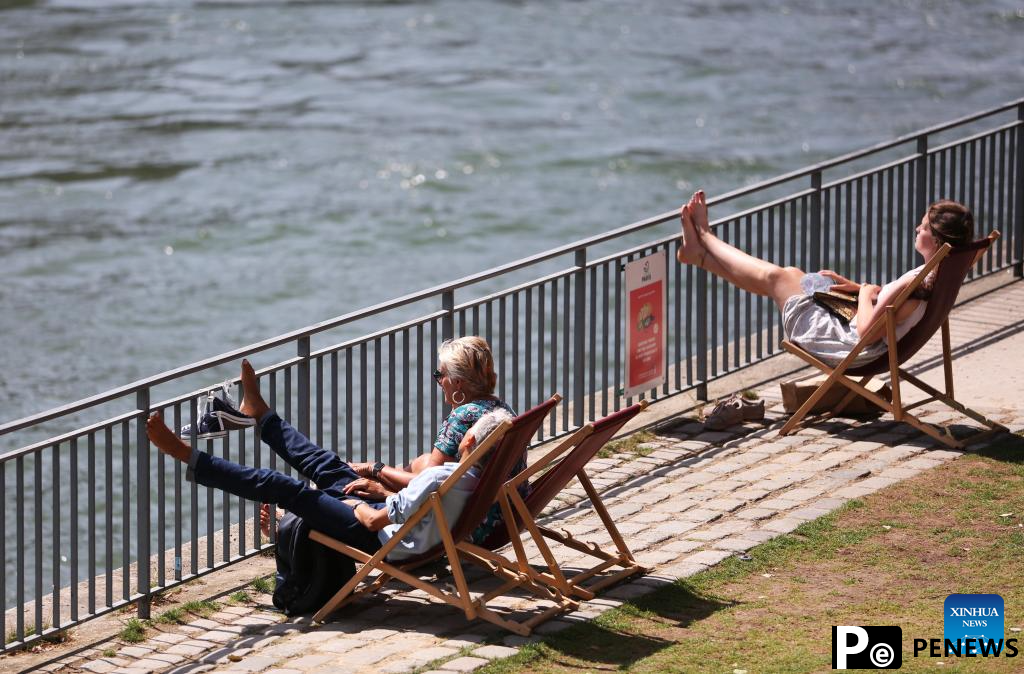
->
[192,412,384,555]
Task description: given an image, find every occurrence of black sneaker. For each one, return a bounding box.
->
[180,388,256,440]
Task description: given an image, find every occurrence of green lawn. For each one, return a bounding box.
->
[480,433,1024,674]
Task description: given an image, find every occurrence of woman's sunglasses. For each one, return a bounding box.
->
[432,368,444,384]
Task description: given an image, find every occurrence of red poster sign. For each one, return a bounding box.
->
[624,251,666,398]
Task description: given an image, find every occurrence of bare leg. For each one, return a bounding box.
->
[680,190,805,310]
[238,359,270,420]
[147,412,192,463]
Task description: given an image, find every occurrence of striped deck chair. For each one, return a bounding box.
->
[779,232,1006,448]
[481,401,650,601]
[309,395,571,636]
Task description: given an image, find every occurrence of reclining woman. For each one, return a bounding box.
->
[258,335,521,545]
[675,190,975,367]
[147,359,514,564]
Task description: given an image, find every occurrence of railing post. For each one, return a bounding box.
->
[135,388,150,619]
[297,337,310,436]
[441,290,455,342]
[916,135,929,223]
[810,171,822,272]
[441,290,455,417]
[1015,103,1024,277]
[696,265,708,402]
[573,249,587,427]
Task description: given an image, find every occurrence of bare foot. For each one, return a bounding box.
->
[676,192,708,266]
[259,503,285,537]
[147,412,192,463]
[239,359,270,420]
[691,189,711,234]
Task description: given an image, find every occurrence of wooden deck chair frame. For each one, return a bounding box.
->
[309,395,575,636]
[484,401,650,601]
[779,231,1007,449]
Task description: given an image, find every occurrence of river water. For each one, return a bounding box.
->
[2,0,1022,425]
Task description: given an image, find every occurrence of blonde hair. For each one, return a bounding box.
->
[438,336,498,399]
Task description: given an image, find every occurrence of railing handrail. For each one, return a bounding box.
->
[3,96,1021,437]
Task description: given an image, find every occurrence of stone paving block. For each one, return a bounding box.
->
[687,520,750,541]
[223,655,278,672]
[262,670,302,674]
[151,631,191,646]
[729,528,776,543]
[682,549,733,566]
[628,510,674,523]
[757,497,800,510]
[82,662,118,674]
[633,528,675,546]
[661,539,704,554]
[811,497,849,510]
[703,497,747,512]
[118,646,155,658]
[440,633,487,649]
[651,520,702,538]
[715,537,760,552]
[760,517,804,534]
[834,484,880,499]
[923,449,963,461]
[731,487,770,502]
[197,629,240,644]
[702,480,746,493]
[788,507,831,522]
[148,653,188,665]
[856,476,900,490]
[607,502,645,519]
[731,465,777,482]
[473,645,520,660]
[166,642,215,657]
[830,467,872,481]
[316,636,363,654]
[876,466,923,480]
[843,441,884,453]
[188,619,222,631]
[635,549,681,566]
[248,640,308,659]
[439,656,490,672]
[734,507,776,521]
[284,654,335,669]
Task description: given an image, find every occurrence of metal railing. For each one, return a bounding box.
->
[1,98,1021,651]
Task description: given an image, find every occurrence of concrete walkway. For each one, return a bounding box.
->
[15,276,1024,674]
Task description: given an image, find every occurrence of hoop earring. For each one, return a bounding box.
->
[452,390,466,405]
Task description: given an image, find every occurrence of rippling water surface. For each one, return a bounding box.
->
[2,0,1022,423]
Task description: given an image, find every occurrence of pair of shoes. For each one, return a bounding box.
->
[703,395,765,431]
[180,387,256,440]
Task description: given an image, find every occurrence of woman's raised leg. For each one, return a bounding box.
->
[678,190,805,311]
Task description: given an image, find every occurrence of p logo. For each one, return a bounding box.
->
[832,626,902,669]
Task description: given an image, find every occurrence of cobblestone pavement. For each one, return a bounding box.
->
[35,396,1023,674]
[26,279,1024,674]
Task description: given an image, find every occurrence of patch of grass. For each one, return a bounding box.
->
[251,575,274,595]
[477,445,1024,673]
[229,590,252,604]
[740,389,760,400]
[595,430,656,460]
[154,607,187,625]
[181,599,219,617]
[118,618,149,644]
[5,624,36,645]
[102,648,117,657]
